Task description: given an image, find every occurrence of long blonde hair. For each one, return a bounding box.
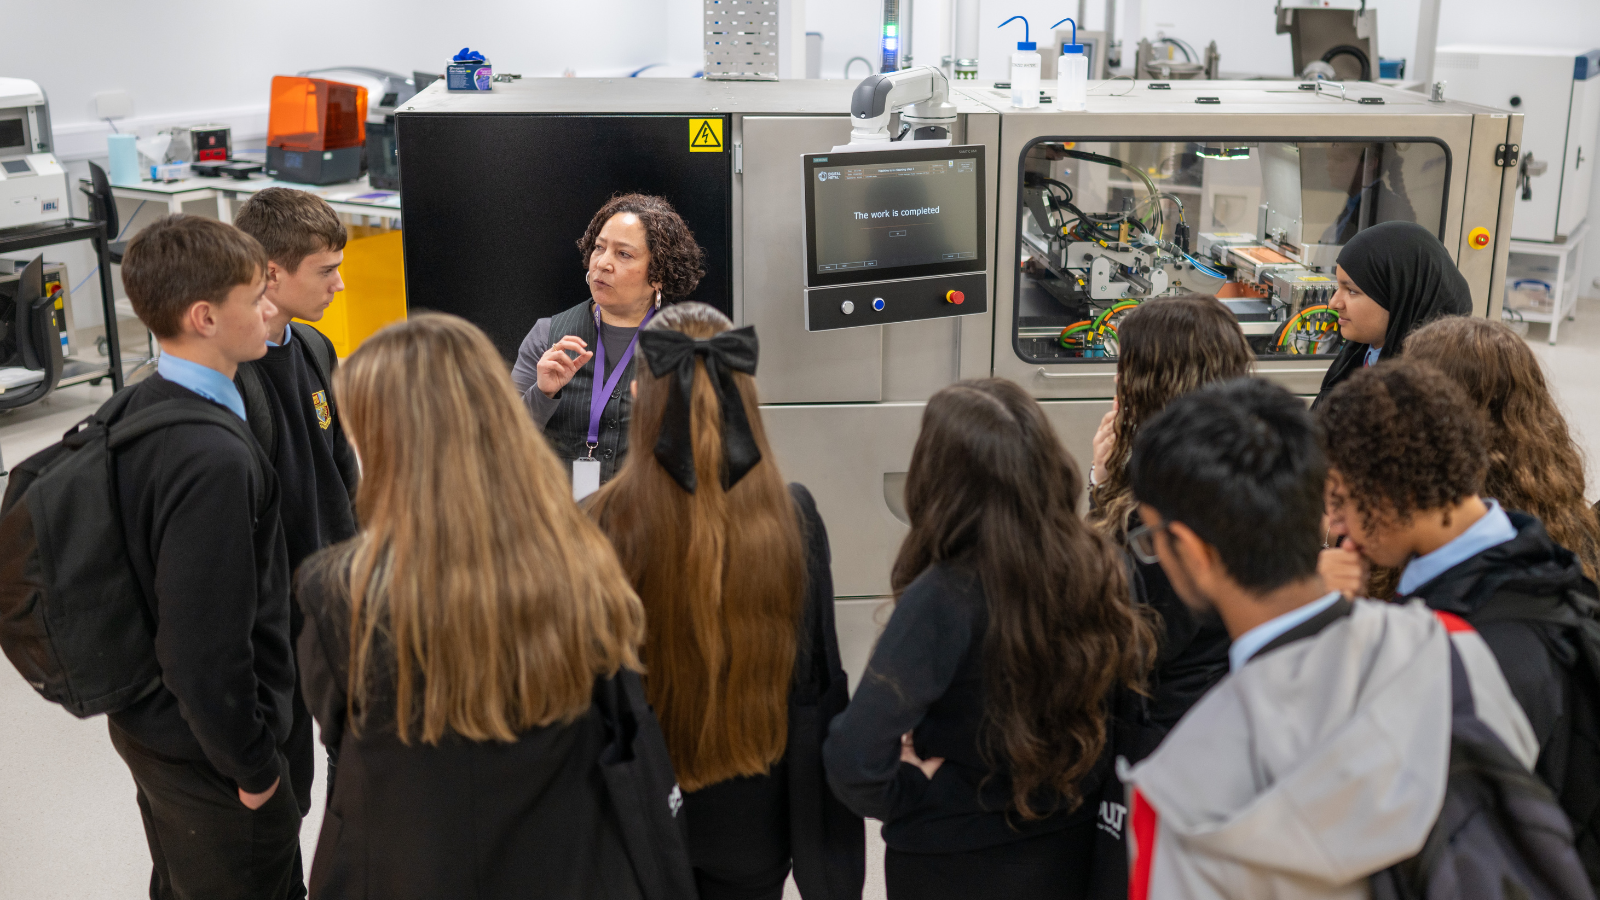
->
[587,303,804,791]
[335,313,645,744]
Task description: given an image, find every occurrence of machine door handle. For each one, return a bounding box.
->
[1037,367,1113,379]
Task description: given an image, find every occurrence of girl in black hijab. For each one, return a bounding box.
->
[1312,220,1474,407]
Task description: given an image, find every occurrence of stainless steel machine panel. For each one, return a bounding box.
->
[741,115,883,403]
[760,402,926,597]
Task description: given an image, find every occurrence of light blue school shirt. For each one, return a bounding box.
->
[1397,499,1517,596]
[1230,590,1343,671]
[156,353,247,421]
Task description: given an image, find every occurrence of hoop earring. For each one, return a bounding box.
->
[585,271,592,284]
[654,289,662,310]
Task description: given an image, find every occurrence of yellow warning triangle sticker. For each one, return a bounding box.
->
[689,118,723,151]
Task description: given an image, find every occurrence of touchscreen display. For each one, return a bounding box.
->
[805,145,985,288]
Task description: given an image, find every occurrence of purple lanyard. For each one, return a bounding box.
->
[586,304,653,454]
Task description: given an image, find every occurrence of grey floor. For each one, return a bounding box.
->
[2,300,1596,898]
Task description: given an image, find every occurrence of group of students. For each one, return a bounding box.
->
[46,189,1600,900]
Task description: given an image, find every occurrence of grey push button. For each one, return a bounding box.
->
[841,300,855,315]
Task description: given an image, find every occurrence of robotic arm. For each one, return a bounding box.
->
[849,66,959,145]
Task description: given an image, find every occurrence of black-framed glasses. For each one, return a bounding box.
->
[1127,522,1170,565]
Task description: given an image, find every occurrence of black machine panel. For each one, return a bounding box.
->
[397,114,732,360]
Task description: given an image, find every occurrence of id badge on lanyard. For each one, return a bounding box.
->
[574,303,654,501]
[572,457,602,501]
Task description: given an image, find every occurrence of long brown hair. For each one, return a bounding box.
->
[1089,294,1255,541]
[1406,316,1600,580]
[587,302,804,791]
[893,379,1156,819]
[334,313,645,744]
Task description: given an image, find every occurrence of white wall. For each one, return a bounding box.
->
[11,0,672,159]
[8,0,1598,303]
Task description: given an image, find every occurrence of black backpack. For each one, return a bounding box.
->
[235,321,337,461]
[0,388,269,718]
[1369,643,1596,900]
[1474,589,1600,887]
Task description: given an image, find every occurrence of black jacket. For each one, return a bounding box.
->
[823,562,1098,853]
[107,375,294,793]
[296,549,692,900]
[1127,512,1231,737]
[1403,510,1591,791]
[235,325,358,575]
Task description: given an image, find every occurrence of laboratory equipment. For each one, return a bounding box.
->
[1133,37,1220,81]
[1434,46,1598,243]
[265,76,367,185]
[188,124,231,162]
[1276,0,1379,81]
[299,68,420,191]
[394,74,1521,610]
[704,0,807,80]
[0,78,68,232]
[999,16,1041,109]
[1053,19,1088,112]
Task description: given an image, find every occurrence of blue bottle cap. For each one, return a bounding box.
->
[1062,43,1084,54]
[1017,41,1037,51]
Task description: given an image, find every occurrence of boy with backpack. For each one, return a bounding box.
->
[231,187,360,816]
[1119,376,1586,900]
[106,215,303,898]
[1320,358,1600,887]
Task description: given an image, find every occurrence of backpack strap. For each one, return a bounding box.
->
[107,399,273,515]
[290,322,337,406]
[232,362,277,463]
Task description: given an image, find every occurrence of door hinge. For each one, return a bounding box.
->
[1495,143,1520,167]
[734,142,743,175]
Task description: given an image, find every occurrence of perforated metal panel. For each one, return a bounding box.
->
[704,0,781,80]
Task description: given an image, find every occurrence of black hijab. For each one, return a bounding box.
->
[1313,221,1474,406]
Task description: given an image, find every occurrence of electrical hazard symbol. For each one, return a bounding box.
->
[689,118,724,152]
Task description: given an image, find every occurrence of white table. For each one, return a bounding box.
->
[109,174,402,225]
[1506,221,1587,345]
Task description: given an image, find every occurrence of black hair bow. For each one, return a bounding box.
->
[638,326,761,493]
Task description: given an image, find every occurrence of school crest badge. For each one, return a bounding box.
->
[313,390,332,429]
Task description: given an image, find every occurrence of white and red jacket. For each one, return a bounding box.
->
[1125,599,1536,900]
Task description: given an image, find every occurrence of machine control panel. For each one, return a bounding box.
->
[803,143,987,332]
[805,272,987,332]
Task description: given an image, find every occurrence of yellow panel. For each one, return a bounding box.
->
[296,225,407,358]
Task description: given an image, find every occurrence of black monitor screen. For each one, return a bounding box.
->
[803,144,985,288]
[0,119,24,150]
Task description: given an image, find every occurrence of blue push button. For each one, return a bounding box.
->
[872,297,885,312]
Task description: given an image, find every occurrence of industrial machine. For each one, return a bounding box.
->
[299,68,421,190]
[266,76,368,185]
[1435,46,1599,243]
[396,74,1520,620]
[1275,0,1380,81]
[0,78,68,232]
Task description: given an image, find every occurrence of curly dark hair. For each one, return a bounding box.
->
[1317,358,1489,531]
[577,193,706,301]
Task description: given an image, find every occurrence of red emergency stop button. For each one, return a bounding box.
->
[945,290,965,305]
